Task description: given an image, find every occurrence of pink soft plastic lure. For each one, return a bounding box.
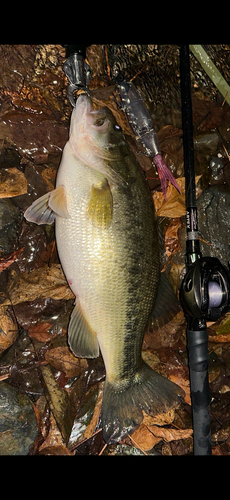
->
[153,154,181,200]
[115,78,181,200]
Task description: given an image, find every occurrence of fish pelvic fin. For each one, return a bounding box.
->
[87,178,113,228]
[101,361,185,443]
[24,185,69,225]
[68,300,100,358]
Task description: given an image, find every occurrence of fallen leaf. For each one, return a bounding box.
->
[0,248,24,273]
[131,424,161,451]
[3,264,74,306]
[0,167,27,198]
[165,218,182,258]
[208,333,230,343]
[28,322,54,342]
[45,347,83,378]
[37,445,73,455]
[142,408,175,427]
[0,305,18,353]
[211,313,230,337]
[153,176,202,217]
[147,425,193,442]
[41,364,73,444]
[83,382,104,440]
[131,420,193,452]
[169,374,191,405]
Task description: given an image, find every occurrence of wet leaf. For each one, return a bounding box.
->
[45,347,83,378]
[165,219,182,258]
[153,176,202,217]
[41,364,73,444]
[0,305,18,353]
[147,425,193,442]
[83,382,104,440]
[169,373,191,405]
[4,264,74,306]
[37,445,73,455]
[0,168,27,198]
[131,421,193,452]
[28,322,54,342]
[0,248,24,273]
[131,424,161,451]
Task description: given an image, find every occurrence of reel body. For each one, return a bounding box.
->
[180,257,230,322]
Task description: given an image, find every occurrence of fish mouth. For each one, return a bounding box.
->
[75,94,109,132]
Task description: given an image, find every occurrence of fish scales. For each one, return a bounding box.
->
[24,95,184,442]
[56,137,159,384]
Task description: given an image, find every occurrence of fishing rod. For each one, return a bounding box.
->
[179,45,230,455]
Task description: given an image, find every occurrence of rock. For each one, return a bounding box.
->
[0,199,21,257]
[0,382,38,455]
[197,186,230,267]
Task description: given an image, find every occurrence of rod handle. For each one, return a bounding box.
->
[187,328,212,455]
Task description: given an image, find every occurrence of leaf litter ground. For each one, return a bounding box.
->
[1,45,230,454]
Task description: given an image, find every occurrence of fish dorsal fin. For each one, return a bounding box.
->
[68,300,100,358]
[24,185,69,225]
[87,178,113,228]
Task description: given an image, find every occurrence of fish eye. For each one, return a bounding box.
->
[114,124,121,131]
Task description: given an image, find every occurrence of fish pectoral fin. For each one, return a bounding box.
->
[24,185,69,225]
[87,179,113,228]
[48,185,70,219]
[24,191,56,225]
[68,300,100,359]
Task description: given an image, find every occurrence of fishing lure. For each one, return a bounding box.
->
[115,77,181,199]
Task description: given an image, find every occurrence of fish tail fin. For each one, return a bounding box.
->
[101,361,185,443]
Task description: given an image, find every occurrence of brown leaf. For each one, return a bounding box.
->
[83,382,104,440]
[3,264,74,306]
[165,218,182,258]
[0,248,24,273]
[131,424,161,451]
[169,373,191,405]
[153,176,202,217]
[28,322,53,342]
[142,408,175,427]
[147,425,193,442]
[45,347,83,378]
[0,168,27,198]
[37,445,73,455]
[41,364,73,444]
[208,333,230,343]
[0,305,18,353]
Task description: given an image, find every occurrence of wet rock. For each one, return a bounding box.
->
[0,45,36,94]
[0,382,38,455]
[17,221,48,272]
[197,186,230,267]
[0,199,21,257]
[2,110,68,164]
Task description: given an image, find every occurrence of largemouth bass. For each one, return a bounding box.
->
[25,95,184,442]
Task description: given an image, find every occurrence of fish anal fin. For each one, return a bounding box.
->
[87,179,113,228]
[68,300,100,359]
[24,191,56,225]
[48,185,70,219]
